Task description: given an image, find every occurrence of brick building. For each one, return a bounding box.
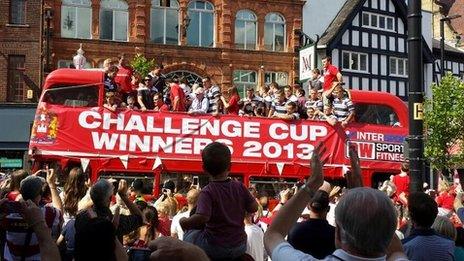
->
[46,0,304,96]
[0,1,41,171]
[0,0,42,103]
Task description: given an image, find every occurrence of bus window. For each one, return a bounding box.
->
[355,104,400,126]
[249,177,299,199]
[42,85,99,107]
[99,172,154,195]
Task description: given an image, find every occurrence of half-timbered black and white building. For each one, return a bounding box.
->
[432,39,464,82]
[303,0,434,100]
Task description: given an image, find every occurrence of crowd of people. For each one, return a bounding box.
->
[100,55,355,127]
[0,142,463,260]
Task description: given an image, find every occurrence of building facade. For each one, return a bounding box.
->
[45,0,304,97]
[0,0,43,172]
[303,0,434,100]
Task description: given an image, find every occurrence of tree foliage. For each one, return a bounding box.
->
[424,73,464,171]
[130,54,155,78]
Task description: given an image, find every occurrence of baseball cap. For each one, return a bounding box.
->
[309,190,330,211]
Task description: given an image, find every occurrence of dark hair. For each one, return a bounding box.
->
[312,68,321,74]
[75,218,116,261]
[297,89,305,96]
[118,53,126,60]
[107,65,119,73]
[269,82,279,89]
[322,56,332,63]
[153,92,163,100]
[132,179,144,192]
[287,101,297,109]
[10,169,28,191]
[456,227,464,247]
[171,77,180,84]
[154,64,163,69]
[180,77,188,84]
[64,167,88,217]
[401,163,409,172]
[246,87,255,92]
[202,142,231,177]
[408,192,438,228]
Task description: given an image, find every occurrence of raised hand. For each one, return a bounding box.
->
[117,179,128,196]
[306,143,326,191]
[347,145,363,188]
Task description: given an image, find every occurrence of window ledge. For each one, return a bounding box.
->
[6,24,30,28]
[342,68,370,74]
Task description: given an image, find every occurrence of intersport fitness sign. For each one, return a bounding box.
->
[30,108,345,164]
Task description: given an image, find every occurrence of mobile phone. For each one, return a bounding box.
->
[193,176,199,186]
[128,248,151,261]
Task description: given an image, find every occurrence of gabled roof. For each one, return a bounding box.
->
[432,38,464,53]
[316,0,434,63]
[318,0,407,47]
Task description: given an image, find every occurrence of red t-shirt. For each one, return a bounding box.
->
[115,66,134,94]
[393,174,410,196]
[323,64,339,91]
[155,103,170,112]
[436,191,455,210]
[228,95,240,115]
[6,191,20,201]
[170,84,186,111]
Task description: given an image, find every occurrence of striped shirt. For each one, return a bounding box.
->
[4,205,62,261]
[305,99,323,111]
[332,97,354,121]
[206,85,221,113]
[241,95,263,107]
[271,99,289,116]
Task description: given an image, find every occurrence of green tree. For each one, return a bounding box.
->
[424,73,464,172]
[130,54,155,78]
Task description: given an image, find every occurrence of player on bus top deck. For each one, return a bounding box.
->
[322,56,343,91]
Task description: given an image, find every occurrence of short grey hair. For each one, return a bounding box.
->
[90,179,114,207]
[20,176,45,201]
[335,187,397,256]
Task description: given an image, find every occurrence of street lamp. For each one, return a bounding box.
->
[440,14,461,77]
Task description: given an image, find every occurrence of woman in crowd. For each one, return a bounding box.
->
[60,167,89,224]
[221,86,240,115]
[6,169,28,201]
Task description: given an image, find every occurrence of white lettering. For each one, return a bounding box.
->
[269,123,289,140]
[146,116,163,133]
[129,135,151,152]
[79,111,101,129]
[175,137,192,154]
[193,138,212,154]
[119,134,127,151]
[243,122,260,138]
[91,132,118,150]
[289,125,308,141]
[102,113,125,130]
[309,126,327,141]
[182,118,200,135]
[165,117,181,134]
[152,136,173,153]
[124,115,146,132]
[199,119,220,136]
[221,120,241,138]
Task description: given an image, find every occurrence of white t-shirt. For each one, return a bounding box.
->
[170,210,190,240]
[245,224,265,261]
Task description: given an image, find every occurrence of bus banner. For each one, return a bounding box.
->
[29,106,347,165]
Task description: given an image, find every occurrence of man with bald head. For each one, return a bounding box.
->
[171,189,200,240]
[264,146,408,261]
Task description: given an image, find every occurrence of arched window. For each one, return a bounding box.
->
[61,0,92,39]
[264,13,285,52]
[187,1,214,47]
[151,0,179,44]
[100,0,128,41]
[235,10,257,50]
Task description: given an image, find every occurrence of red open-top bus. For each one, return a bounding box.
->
[29,69,408,199]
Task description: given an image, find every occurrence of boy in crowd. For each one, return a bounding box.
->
[273,101,300,120]
[268,89,288,118]
[180,142,259,260]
